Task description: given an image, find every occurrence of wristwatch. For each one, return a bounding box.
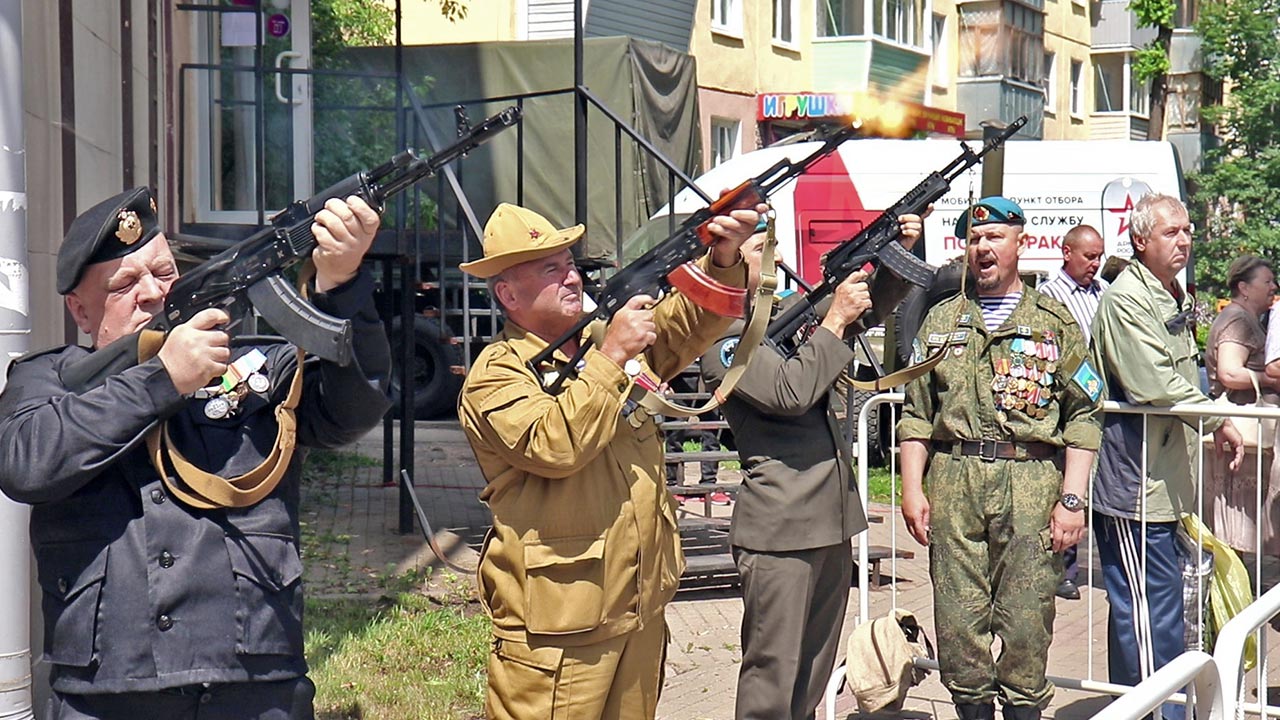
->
[1059,493,1085,512]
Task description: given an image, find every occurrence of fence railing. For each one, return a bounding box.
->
[828,394,1280,719]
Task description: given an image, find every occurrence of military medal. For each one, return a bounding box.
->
[204,395,231,420]
[247,372,270,394]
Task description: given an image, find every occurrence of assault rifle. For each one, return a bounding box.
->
[530,122,863,394]
[765,115,1027,358]
[60,106,523,393]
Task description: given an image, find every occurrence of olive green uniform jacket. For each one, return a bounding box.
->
[1090,261,1217,522]
[459,255,746,647]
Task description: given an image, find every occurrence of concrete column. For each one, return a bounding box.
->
[0,1,35,718]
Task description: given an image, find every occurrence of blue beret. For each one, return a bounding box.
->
[954,196,1026,238]
[57,187,162,294]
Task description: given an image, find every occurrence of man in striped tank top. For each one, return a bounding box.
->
[898,196,1102,720]
[1036,224,1108,601]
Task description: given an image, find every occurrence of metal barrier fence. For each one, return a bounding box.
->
[829,393,1280,719]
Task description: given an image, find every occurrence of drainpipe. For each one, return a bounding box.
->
[0,2,34,719]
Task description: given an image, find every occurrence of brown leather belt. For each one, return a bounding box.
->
[933,439,1060,462]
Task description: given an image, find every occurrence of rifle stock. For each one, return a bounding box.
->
[766,115,1027,358]
[60,106,523,393]
[530,122,862,394]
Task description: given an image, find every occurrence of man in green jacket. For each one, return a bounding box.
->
[1090,192,1243,720]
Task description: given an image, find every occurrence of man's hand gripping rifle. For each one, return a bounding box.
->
[530,123,861,394]
[766,116,1027,362]
[61,106,523,393]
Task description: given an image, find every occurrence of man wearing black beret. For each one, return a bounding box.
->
[0,187,391,719]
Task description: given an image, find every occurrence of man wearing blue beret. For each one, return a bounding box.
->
[0,187,391,719]
[898,196,1102,720]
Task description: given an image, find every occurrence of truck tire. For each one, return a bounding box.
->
[389,316,465,420]
[892,261,965,368]
[847,387,884,465]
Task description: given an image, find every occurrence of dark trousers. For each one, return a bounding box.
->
[733,542,851,720]
[1094,513,1185,720]
[47,678,316,720]
[1062,544,1079,583]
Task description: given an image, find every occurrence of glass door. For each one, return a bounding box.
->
[192,0,313,224]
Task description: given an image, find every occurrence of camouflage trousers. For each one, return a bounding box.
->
[927,452,1063,708]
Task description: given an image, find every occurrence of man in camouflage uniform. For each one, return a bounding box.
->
[898,197,1102,720]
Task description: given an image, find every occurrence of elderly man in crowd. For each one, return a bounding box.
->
[1090,192,1244,720]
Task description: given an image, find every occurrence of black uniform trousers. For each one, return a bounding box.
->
[46,678,315,720]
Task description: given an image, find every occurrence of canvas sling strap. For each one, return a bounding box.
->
[592,215,781,419]
[144,268,314,510]
[838,203,982,393]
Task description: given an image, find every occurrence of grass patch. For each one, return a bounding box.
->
[307,593,488,720]
[865,464,901,505]
[306,448,381,476]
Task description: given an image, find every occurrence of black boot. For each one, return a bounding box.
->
[1002,704,1042,720]
[956,703,996,720]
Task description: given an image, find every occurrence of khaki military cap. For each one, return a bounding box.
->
[459,203,584,279]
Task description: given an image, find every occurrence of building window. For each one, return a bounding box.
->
[818,0,864,36]
[1094,54,1123,112]
[875,0,925,46]
[711,118,741,168]
[932,13,948,85]
[712,0,743,35]
[774,0,796,44]
[1043,51,1057,111]
[1070,60,1083,116]
[958,2,1043,84]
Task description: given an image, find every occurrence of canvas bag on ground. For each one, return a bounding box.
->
[844,608,934,713]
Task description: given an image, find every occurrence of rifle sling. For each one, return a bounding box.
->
[148,349,305,510]
[621,220,780,419]
[146,265,315,510]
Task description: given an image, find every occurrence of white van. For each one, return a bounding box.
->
[641,138,1185,460]
[650,138,1186,283]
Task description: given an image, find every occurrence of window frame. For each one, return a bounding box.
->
[712,0,744,38]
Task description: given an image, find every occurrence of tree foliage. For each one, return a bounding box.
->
[1128,0,1176,139]
[1189,0,1280,298]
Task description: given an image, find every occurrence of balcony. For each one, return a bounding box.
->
[1091,0,1158,50]
[955,77,1045,138]
[811,36,930,101]
[1089,112,1150,140]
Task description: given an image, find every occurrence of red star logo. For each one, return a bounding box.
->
[972,206,990,222]
[1109,193,1135,236]
[529,228,542,240]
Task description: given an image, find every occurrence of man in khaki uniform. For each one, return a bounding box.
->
[459,201,762,719]
[898,197,1102,720]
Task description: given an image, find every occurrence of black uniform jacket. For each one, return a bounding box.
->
[0,269,391,694]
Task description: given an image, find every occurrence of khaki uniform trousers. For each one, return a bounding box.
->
[486,614,667,719]
[928,453,1062,709]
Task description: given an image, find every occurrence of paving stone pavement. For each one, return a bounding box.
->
[311,421,1280,719]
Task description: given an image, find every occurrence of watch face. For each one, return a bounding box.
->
[1060,493,1083,510]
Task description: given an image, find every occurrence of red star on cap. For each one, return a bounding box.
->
[972,206,990,222]
[1109,193,1135,236]
[529,228,542,240]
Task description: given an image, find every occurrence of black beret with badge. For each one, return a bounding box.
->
[56,187,162,294]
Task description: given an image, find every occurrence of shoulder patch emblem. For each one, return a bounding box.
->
[719,337,740,368]
[1071,359,1103,402]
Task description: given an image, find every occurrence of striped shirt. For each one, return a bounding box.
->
[1037,268,1110,343]
[978,292,1022,331]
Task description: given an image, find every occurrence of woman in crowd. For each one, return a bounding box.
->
[1206,254,1278,553]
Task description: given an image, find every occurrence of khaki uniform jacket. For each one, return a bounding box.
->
[1091,261,1214,522]
[459,255,745,647]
